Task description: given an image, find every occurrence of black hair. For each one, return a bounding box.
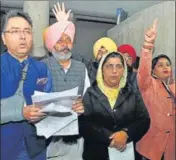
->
[2,10,33,33]
[102,52,125,68]
[152,54,172,70]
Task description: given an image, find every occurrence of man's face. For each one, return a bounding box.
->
[2,17,33,60]
[123,53,133,67]
[54,33,73,54]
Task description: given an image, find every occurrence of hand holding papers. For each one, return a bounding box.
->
[108,142,135,160]
[32,87,80,139]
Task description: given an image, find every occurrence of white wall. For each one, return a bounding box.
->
[107,1,175,74]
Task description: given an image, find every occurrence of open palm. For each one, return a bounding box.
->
[52,2,71,21]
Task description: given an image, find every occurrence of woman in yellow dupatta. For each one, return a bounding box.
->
[80,52,150,160]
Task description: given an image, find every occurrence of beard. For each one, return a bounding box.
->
[51,48,72,61]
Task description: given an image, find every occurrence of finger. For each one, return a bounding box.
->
[29,107,40,112]
[145,29,153,37]
[73,100,82,105]
[73,107,84,111]
[119,145,127,152]
[118,144,125,150]
[72,106,84,111]
[75,97,82,102]
[31,112,46,117]
[62,2,65,12]
[75,102,82,106]
[29,116,46,122]
[109,133,116,139]
[152,19,158,30]
[116,144,126,152]
[77,97,82,101]
[110,139,116,147]
[150,27,157,33]
[33,105,42,109]
[67,9,72,15]
[57,2,62,12]
[72,107,84,113]
[74,110,84,114]
[72,102,82,108]
[145,31,152,38]
[53,5,58,14]
[29,117,44,122]
[115,144,122,150]
[52,8,57,17]
[145,36,154,43]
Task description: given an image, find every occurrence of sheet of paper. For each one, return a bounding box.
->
[108,142,135,160]
[32,87,80,139]
[32,87,79,106]
[53,119,78,136]
[35,111,77,139]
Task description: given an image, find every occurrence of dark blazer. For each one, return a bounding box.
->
[79,82,150,160]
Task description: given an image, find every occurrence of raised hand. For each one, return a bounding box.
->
[52,2,71,21]
[143,19,158,50]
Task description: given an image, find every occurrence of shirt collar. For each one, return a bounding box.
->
[7,51,31,66]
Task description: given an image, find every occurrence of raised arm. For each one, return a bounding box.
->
[137,19,158,91]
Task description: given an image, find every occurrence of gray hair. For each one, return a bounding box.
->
[2,10,33,32]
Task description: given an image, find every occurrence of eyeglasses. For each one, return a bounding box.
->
[3,29,33,36]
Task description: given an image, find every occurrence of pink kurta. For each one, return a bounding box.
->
[136,49,175,160]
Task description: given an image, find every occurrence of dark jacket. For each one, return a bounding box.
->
[79,82,150,160]
[127,65,138,90]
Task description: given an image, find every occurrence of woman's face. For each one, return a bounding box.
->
[153,58,172,81]
[102,57,124,88]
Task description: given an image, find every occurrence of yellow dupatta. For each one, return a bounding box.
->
[96,53,128,109]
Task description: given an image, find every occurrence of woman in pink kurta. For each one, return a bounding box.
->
[136,20,175,160]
